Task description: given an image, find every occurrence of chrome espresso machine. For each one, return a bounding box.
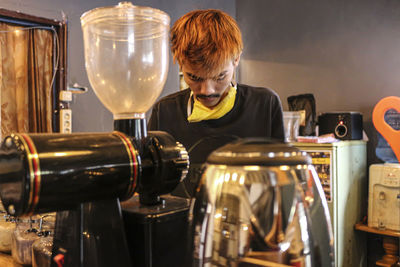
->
[188,139,335,267]
[0,3,334,267]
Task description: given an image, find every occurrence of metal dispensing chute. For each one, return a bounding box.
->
[0,2,189,267]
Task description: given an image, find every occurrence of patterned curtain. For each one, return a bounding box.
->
[28,28,54,133]
[0,22,54,140]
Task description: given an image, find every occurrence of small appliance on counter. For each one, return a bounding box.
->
[368,163,400,231]
[318,112,363,140]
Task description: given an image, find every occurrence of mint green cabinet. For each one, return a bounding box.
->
[293,141,367,267]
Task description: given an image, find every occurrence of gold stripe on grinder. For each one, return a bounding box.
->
[113,131,138,198]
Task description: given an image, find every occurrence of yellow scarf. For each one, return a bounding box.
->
[187,86,236,122]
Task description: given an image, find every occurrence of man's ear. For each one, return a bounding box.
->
[233,53,241,67]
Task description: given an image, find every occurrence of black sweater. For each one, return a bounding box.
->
[148,84,284,158]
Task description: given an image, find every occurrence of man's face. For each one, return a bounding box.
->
[181,58,239,108]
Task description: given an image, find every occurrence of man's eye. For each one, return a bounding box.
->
[187,75,202,82]
[216,75,226,81]
[191,77,202,82]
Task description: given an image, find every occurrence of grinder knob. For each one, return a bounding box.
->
[138,131,189,205]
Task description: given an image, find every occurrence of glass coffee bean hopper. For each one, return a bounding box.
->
[81,1,169,121]
[189,139,334,267]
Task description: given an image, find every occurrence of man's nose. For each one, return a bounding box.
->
[199,80,215,95]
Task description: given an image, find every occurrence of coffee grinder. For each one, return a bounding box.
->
[0,2,189,267]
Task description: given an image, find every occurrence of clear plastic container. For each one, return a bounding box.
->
[81,2,170,119]
[32,236,53,267]
[30,214,55,267]
[0,213,16,253]
[11,217,40,265]
[283,111,301,142]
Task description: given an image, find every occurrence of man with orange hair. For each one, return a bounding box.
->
[148,9,284,196]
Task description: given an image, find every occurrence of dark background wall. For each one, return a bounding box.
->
[236,0,400,164]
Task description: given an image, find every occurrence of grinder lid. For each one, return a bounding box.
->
[81,2,170,30]
[207,138,310,166]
